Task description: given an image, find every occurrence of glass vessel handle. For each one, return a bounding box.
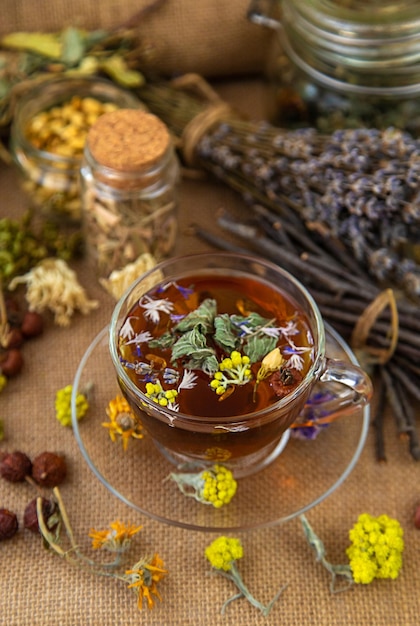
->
[291,358,373,429]
[247,0,282,30]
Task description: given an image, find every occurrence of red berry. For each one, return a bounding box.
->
[0,451,32,482]
[4,328,24,349]
[0,348,24,377]
[0,508,19,540]
[414,503,420,529]
[23,497,57,534]
[31,452,67,487]
[21,311,44,338]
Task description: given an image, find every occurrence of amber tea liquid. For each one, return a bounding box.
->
[117,272,315,463]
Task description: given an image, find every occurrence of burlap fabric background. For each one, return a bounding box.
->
[0,0,272,78]
[1,3,420,623]
[1,75,420,626]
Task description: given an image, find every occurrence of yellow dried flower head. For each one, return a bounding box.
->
[89,520,142,552]
[55,384,89,427]
[256,347,284,383]
[346,513,404,584]
[205,446,232,462]
[125,553,167,610]
[205,536,243,571]
[102,395,144,450]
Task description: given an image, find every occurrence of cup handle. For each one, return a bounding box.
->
[291,358,373,429]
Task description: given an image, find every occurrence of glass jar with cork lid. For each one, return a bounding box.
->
[249,0,420,133]
[80,108,180,280]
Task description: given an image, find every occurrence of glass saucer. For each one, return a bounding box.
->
[71,323,369,532]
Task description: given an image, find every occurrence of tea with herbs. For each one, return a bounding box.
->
[117,272,315,460]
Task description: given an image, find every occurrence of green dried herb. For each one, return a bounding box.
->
[171,327,218,375]
[243,332,277,363]
[174,298,216,334]
[214,313,238,353]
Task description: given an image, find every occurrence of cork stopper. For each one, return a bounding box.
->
[86,109,170,172]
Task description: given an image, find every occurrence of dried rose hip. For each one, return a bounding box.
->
[0,508,19,540]
[0,348,24,377]
[414,503,420,529]
[269,366,303,399]
[4,327,24,349]
[0,451,32,482]
[23,497,58,534]
[21,311,44,338]
[31,452,67,487]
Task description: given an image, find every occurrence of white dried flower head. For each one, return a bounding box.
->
[9,258,98,326]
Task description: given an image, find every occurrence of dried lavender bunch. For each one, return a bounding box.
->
[138,83,420,301]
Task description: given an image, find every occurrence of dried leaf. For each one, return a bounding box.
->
[173,298,216,334]
[171,327,218,375]
[61,27,86,66]
[214,313,238,353]
[1,32,62,59]
[99,54,145,88]
[244,333,277,363]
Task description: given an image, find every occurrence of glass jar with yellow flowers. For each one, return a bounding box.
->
[10,76,141,226]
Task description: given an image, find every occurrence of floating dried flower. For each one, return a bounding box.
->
[124,554,167,610]
[210,350,252,401]
[205,447,232,462]
[9,258,98,326]
[102,395,144,450]
[89,520,142,553]
[257,347,284,382]
[346,513,404,584]
[55,384,89,427]
[168,464,237,508]
[205,536,287,615]
[144,381,178,408]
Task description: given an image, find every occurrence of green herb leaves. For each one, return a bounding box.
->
[149,297,281,375]
[171,328,218,375]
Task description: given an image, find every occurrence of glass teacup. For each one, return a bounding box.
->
[109,252,372,477]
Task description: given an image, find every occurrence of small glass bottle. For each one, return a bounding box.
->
[80,108,180,279]
[249,0,420,133]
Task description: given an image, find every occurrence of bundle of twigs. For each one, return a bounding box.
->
[195,205,420,462]
[138,78,420,461]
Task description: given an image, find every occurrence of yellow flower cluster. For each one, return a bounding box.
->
[145,381,178,407]
[210,350,252,397]
[55,384,89,427]
[201,465,237,508]
[205,536,244,571]
[346,513,404,584]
